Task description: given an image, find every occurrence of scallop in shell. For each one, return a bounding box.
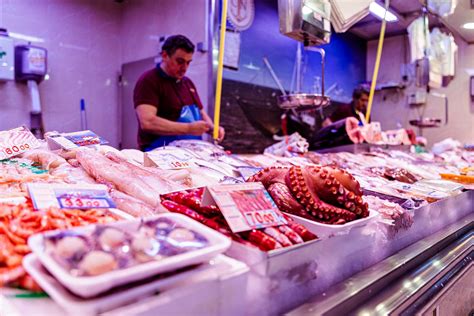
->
[168,228,195,243]
[167,228,208,250]
[131,231,162,263]
[96,226,129,253]
[78,251,118,276]
[144,218,175,239]
[53,235,89,261]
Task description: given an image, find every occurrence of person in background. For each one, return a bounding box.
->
[322,87,369,127]
[134,34,225,151]
[309,87,368,150]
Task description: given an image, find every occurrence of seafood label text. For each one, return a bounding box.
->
[0,126,40,160]
[203,182,287,233]
[27,183,115,210]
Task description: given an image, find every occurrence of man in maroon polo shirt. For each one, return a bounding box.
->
[322,87,369,127]
[134,35,225,151]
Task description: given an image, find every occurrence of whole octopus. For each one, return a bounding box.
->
[248,165,369,224]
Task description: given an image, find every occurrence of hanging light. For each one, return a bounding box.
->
[369,2,398,22]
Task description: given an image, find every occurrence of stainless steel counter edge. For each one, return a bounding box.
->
[287,212,474,315]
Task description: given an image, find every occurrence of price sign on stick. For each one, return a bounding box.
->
[203,182,287,233]
[0,126,40,160]
[46,130,108,150]
[144,148,197,170]
[27,183,115,210]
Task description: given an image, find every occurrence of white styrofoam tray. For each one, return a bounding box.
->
[23,253,248,316]
[28,213,231,298]
[288,209,379,239]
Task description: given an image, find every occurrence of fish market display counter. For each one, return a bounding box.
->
[0,135,472,315]
[2,191,471,316]
[243,190,473,315]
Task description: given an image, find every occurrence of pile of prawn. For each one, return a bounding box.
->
[0,199,119,291]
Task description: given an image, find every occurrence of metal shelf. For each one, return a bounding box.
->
[288,211,474,315]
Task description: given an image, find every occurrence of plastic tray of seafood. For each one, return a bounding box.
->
[160,188,321,275]
[23,253,248,315]
[288,209,379,239]
[28,213,231,297]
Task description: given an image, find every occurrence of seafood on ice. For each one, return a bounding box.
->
[44,217,208,277]
[0,200,119,290]
[160,188,317,251]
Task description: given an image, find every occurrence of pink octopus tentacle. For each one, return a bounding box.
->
[304,166,367,216]
[285,166,356,222]
[325,166,363,196]
[268,183,316,220]
[247,166,289,188]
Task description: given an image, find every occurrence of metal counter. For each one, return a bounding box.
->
[245,191,473,315]
[315,143,411,154]
[287,191,473,316]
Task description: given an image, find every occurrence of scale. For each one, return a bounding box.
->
[408,7,449,134]
[257,0,332,139]
[277,0,331,112]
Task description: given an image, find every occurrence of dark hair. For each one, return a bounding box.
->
[161,35,195,56]
[352,86,369,100]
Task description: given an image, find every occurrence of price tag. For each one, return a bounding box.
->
[47,130,108,150]
[0,126,40,160]
[387,182,449,200]
[202,182,287,233]
[144,147,197,170]
[27,183,115,210]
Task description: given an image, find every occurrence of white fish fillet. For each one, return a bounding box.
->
[109,190,160,217]
[104,152,186,192]
[77,149,181,207]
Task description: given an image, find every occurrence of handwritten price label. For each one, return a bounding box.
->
[47,130,108,150]
[203,182,287,233]
[169,161,190,169]
[3,143,31,156]
[27,183,115,211]
[58,197,111,209]
[244,209,280,227]
[0,126,40,160]
[144,148,196,170]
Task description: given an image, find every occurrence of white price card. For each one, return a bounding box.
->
[202,182,287,233]
[27,183,116,210]
[144,147,197,170]
[47,130,108,150]
[387,182,450,200]
[0,126,40,160]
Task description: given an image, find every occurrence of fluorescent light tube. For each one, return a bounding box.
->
[8,32,44,43]
[369,2,398,22]
[462,22,474,29]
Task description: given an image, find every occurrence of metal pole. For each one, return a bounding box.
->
[263,57,287,96]
[213,0,228,141]
[296,42,302,93]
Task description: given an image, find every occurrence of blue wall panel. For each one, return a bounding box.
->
[223,0,367,101]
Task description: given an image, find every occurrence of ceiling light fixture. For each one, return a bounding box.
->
[8,32,44,43]
[369,2,398,22]
[462,22,474,29]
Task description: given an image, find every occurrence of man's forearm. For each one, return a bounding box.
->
[141,116,190,136]
[200,110,214,127]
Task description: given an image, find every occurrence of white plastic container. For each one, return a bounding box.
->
[28,213,231,298]
[288,209,379,239]
[23,253,248,316]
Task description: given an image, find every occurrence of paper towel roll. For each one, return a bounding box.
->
[27,80,41,114]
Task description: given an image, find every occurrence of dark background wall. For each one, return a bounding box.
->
[220,0,367,153]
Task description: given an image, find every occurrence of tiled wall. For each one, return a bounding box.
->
[367,35,474,146]
[0,0,122,146]
[0,0,209,147]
